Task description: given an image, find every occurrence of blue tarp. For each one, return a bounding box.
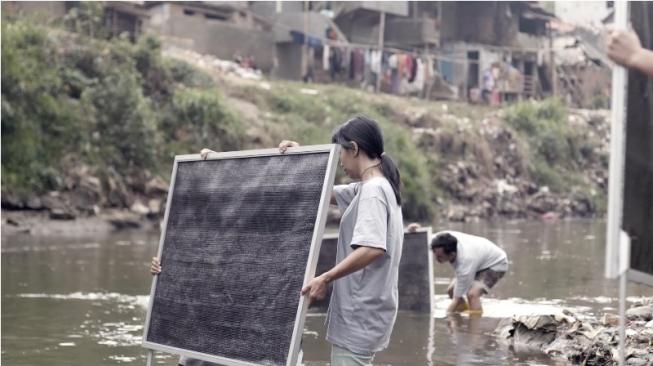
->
[289,30,322,48]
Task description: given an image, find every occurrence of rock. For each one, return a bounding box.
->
[107,174,133,208]
[447,205,467,222]
[70,176,102,213]
[49,208,76,220]
[106,212,141,229]
[1,191,24,209]
[25,196,44,210]
[147,198,162,216]
[600,313,620,327]
[626,305,653,321]
[646,320,653,328]
[626,357,650,366]
[41,192,65,210]
[130,200,150,216]
[145,177,169,196]
[497,198,521,216]
[527,191,559,214]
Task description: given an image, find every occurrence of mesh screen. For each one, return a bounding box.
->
[146,153,329,365]
[311,231,432,313]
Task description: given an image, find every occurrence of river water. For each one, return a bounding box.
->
[2,219,652,365]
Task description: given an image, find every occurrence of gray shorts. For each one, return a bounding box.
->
[474,267,506,294]
[449,261,507,296]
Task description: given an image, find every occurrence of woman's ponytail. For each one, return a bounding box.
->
[379,153,402,205]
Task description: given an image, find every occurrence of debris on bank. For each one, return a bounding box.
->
[495,300,653,366]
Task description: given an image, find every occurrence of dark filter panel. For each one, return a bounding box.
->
[310,235,338,311]
[146,152,329,365]
[311,231,432,313]
[398,231,432,312]
[624,2,653,278]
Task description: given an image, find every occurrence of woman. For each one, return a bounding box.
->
[152,115,403,366]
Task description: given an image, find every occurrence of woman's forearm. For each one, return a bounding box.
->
[322,246,385,284]
[630,48,653,77]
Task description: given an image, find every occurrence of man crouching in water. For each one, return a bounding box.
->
[431,231,508,314]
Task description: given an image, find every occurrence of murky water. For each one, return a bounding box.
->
[2,219,652,365]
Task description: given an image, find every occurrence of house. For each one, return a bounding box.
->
[436,2,557,102]
[144,2,275,72]
[251,2,350,81]
[328,1,557,101]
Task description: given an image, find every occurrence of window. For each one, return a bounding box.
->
[205,13,228,21]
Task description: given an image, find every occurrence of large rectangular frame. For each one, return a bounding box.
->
[312,227,435,314]
[142,144,340,366]
[417,226,435,314]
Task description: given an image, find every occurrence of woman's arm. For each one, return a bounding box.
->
[301,246,385,305]
[607,28,653,76]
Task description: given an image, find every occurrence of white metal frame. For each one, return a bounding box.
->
[628,269,653,287]
[602,3,653,365]
[403,227,435,315]
[142,144,340,366]
[605,0,630,281]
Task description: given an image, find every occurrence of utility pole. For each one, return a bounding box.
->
[303,1,309,80]
[375,11,386,93]
[549,23,557,97]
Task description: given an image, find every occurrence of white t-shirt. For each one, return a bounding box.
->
[434,231,508,298]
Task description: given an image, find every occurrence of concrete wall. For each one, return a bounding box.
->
[250,1,304,20]
[274,43,304,80]
[385,17,439,47]
[146,4,275,72]
[335,10,380,45]
[1,1,69,21]
[338,1,409,17]
[440,2,518,47]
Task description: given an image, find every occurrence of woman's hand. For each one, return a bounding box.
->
[301,274,329,306]
[278,140,300,153]
[200,148,215,160]
[150,257,162,275]
[606,28,644,68]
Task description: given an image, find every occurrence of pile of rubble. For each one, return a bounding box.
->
[495,301,653,365]
[163,45,263,81]
[408,106,610,222]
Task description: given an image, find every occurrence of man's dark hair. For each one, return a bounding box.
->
[431,233,457,254]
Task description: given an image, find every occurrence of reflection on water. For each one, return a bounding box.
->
[2,220,652,365]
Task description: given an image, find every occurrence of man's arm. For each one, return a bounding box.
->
[449,263,474,312]
[447,297,467,313]
[301,246,385,305]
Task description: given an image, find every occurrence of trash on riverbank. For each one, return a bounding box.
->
[495,300,653,365]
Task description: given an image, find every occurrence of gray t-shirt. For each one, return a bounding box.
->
[326,177,404,355]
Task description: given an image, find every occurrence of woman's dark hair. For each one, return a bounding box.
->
[431,233,458,254]
[331,114,402,205]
